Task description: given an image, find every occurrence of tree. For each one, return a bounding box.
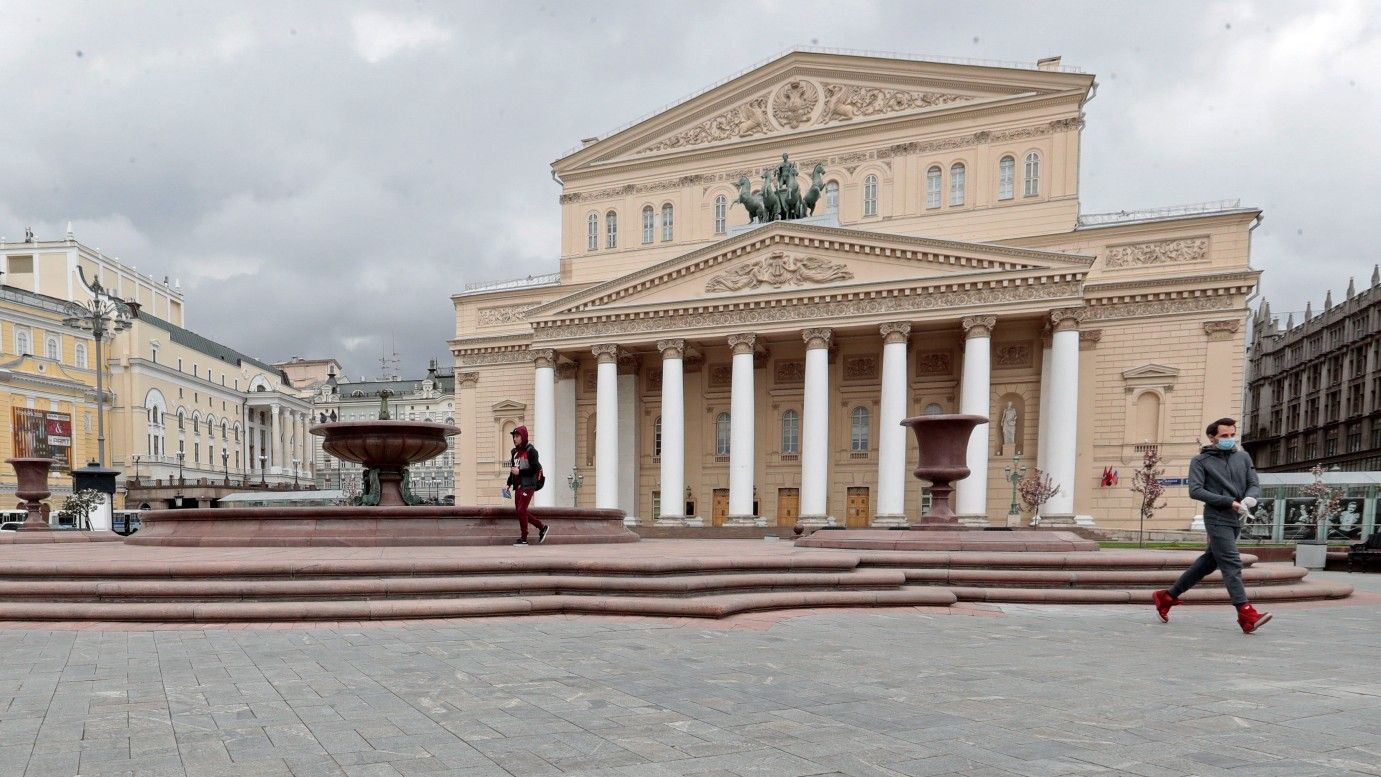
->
[56,489,104,529]
[1017,468,1061,525]
[1129,448,1167,547]
[1301,464,1343,542]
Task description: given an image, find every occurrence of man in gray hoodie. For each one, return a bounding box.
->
[1153,417,1273,634]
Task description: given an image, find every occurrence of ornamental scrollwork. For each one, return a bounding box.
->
[819,83,971,124]
[705,252,853,293]
[1105,237,1209,269]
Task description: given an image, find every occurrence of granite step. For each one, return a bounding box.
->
[898,564,1308,589]
[949,579,1356,604]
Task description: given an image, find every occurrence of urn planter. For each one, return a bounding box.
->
[898,414,989,527]
[6,457,55,531]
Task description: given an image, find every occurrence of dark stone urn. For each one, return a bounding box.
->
[899,414,989,528]
[6,457,55,531]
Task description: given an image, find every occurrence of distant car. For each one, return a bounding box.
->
[0,522,23,532]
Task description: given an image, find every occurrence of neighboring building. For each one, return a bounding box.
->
[451,50,1261,530]
[274,357,346,392]
[1243,268,1381,472]
[1,233,315,509]
[0,284,101,509]
[310,360,456,500]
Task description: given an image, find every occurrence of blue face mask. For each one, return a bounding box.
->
[1215,438,1236,451]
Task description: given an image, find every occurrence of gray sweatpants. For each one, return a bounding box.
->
[1169,521,1248,606]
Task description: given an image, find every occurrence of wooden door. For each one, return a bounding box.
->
[776,488,800,526]
[712,488,729,527]
[846,487,870,527]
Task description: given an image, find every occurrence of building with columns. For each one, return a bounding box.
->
[451,50,1260,529]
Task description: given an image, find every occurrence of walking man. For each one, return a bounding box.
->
[1153,417,1271,633]
[506,426,549,546]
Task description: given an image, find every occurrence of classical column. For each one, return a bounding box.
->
[955,315,995,525]
[531,349,557,508]
[875,322,911,526]
[270,405,282,474]
[726,333,758,525]
[455,371,479,504]
[617,353,640,525]
[1036,330,1053,475]
[656,339,687,525]
[592,344,620,510]
[1042,308,1085,524]
[799,328,833,526]
[553,362,577,507]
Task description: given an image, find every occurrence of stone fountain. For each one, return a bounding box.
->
[127,397,636,547]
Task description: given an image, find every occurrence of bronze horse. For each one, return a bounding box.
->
[760,170,784,222]
[733,175,766,224]
[803,163,827,217]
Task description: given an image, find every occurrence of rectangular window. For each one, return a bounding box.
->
[998,157,1015,200]
[949,165,965,206]
[925,168,941,209]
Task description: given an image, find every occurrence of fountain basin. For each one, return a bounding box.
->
[125,504,636,546]
[310,421,459,506]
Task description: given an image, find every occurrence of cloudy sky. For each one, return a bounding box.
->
[1,1,1375,378]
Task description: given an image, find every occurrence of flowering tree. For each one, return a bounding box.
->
[1018,468,1061,524]
[1302,464,1344,542]
[56,489,104,529]
[1129,449,1167,546]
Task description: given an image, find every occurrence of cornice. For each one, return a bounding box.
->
[122,359,255,400]
[528,224,1093,319]
[0,368,98,397]
[1084,270,1262,294]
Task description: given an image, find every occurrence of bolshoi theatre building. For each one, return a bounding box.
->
[450,50,1260,530]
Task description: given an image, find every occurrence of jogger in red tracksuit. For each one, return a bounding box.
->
[506,426,549,545]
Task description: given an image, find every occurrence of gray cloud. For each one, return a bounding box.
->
[1,1,1371,376]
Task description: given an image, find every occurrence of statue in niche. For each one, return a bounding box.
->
[1000,401,1018,454]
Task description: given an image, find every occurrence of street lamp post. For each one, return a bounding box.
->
[175,451,185,508]
[62,268,133,467]
[292,458,300,489]
[259,454,267,487]
[221,450,229,485]
[1003,455,1027,527]
[567,466,584,503]
[133,455,141,484]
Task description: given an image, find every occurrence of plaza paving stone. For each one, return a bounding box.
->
[0,569,1377,776]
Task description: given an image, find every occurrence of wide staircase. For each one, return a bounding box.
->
[0,539,1352,624]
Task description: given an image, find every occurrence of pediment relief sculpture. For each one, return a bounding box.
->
[636,78,976,155]
[704,251,853,293]
[1104,237,1209,269]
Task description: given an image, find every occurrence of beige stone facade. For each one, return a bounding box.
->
[451,51,1260,530]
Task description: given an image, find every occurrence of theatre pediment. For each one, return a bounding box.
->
[556,51,1092,170]
[528,222,1093,319]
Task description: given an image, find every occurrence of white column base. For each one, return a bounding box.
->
[1036,513,1076,527]
[622,515,642,527]
[957,514,990,528]
[724,514,764,527]
[871,513,910,528]
[653,514,702,527]
[796,514,837,529]
[1074,514,1097,527]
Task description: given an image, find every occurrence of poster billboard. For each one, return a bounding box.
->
[11,408,72,471]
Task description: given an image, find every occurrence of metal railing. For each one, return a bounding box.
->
[1077,199,1244,227]
[461,271,561,294]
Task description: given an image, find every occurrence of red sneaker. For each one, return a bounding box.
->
[1152,589,1181,623]
[1237,604,1272,634]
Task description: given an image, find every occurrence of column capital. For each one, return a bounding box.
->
[961,315,997,339]
[727,333,757,355]
[617,353,641,375]
[802,328,833,350]
[1050,307,1087,332]
[592,343,620,363]
[456,370,479,386]
[879,322,911,345]
[554,361,578,381]
[1079,329,1103,349]
[657,338,686,359]
[530,348,556,369]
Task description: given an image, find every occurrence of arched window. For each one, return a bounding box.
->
[45,337,59,361]
[714,412,731,456]
[850,406,870,452]
[999,155,1015,200]
[75,343,87,368]
[781,410,800,455]
[653,416,662,457]
[925,166,942,209]
[825,181,839,211]
[221,422,228,440]
[641,205,655,244]
[1023,152,1041,197]
[1136,392,1162,443]
[15,331,28,355]
[863,174,878,217]
[605,210,618,249]
[586,213,599,251]
[714,195,727,234]
[177,411,185,431]
[950,163,966,206]
[661,204,673,242]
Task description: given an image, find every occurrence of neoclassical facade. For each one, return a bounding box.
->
[451,51,1260,529]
